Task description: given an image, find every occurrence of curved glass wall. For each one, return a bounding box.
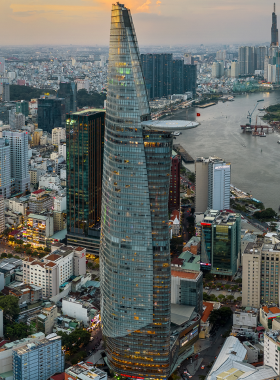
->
[100,3,171,379]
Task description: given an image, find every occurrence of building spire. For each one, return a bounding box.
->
[274,2,276,13]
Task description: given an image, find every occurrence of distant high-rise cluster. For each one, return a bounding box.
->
[271,3,279,47]
[141,53,197,99]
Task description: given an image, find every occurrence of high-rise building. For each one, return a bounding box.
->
[231,61,240,78]
[66,109,105,255]
[195,157,231,213]
[0,58,5,75]
[255,46,268,70]
[183,64,197,97]
[16,100,29,117]
[0,138,11,198]
[211,62,224,78]
[2,130,30,194]
[200,210,241,277]
[12,335,64,380]
[37,96,64,134]
[271,3,279,47]
[238,47,255,75]
[0,196,5,234]
[184,53,194,65]
[100,3,196,378]
[169,155,181,211]
[57,81,77,114]
[2,82,10,102]
[172,59,184,94]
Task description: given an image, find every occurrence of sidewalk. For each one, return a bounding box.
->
[186,357,203,376]
[194,339,212,354]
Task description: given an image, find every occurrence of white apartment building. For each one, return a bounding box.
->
[23,246,86,298]
[233,309,258,327]
[54,195,66,212]
[39,174,61,191]
[0,196,4,234]
[2,130,30,194]
[264,330,280,375]
[62,297,98,326]
[8,198,27,215]
[0,138,11,198]
[75,79,89,92]
[58,143,66,160]
[52,127,66,146]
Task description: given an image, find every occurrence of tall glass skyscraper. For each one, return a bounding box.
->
[100,3,197,379]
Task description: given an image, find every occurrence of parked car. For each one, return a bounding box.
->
[216,288,220,291]
[201,365,205,370]
[205,287,209,290]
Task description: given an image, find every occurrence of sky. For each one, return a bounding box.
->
[0,0,276,46]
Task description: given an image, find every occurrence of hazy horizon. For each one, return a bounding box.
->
[0,0,277,46]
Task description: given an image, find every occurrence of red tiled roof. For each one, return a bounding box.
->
[262,306,269,313]
[50,373,65,380]
[256,326,265,331]
[269,307,280,314]
[170,209,180,221]
[46,262,56,267]
[0,340,9,348]
[171,269,200,280]
[201,302,214,323]
[45,254,61,262]
[32,189,45,195]
[9,230,20,236]
[75,246,84,251]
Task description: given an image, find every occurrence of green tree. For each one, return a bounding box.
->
[1,252,7,258]
[225,284,231,290]
[218,294,225,301]
[7,253,13,258]
[0,295,20,321]
[5,322,32,339]
[205,273,214,281]
[227,295,234,303]
[77,89,106,108]
[237,297,242,302]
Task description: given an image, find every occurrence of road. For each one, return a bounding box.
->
[178,320,232,380]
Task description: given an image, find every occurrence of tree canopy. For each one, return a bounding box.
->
[209,306,232,326]
[77,89,106,108]
[5,322,32,340]
[0,295,20,321]
[253,208,277,220]
[10,85,55,101]
[57,329,91,354]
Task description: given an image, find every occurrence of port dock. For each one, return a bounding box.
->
[173,144,194,163]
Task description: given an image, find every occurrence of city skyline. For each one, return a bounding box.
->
[0,0,278,46]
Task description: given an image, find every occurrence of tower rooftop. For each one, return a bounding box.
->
[141,120,199,131]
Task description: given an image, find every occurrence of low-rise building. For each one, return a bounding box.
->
[7,198,28,215]
[39,174,61,191]
[260,305,280,330]
[62,297,98,326]
[242,341,259,363]
[53,316,83,335]
[65,362,107,380]
[25,213,54,244]
[233,309,258,328]
[207,336,278,380]
[27,304,57,335]
[170,209,180,236]
[28,189,54,214]
[3,284,42,307]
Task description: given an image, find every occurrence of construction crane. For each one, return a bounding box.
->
[247,99,264,125]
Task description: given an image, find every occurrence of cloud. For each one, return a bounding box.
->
[137,0,151,13]
[156,0,161,5]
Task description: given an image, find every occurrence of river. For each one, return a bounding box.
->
[169,91,280,211]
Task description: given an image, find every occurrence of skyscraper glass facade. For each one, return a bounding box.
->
[66,109,105,255]
[38,97,64,134]
[57,82,77,114]
[100,4,171,378]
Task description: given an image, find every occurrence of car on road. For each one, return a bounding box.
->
[205,287,209,290]
[216,288,220,291]
[201,365,205,369]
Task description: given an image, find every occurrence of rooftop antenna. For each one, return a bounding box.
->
[274,3,276,13]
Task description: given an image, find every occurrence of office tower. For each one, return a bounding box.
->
[37,96,64,134]
[172,59,184,94]
[200,210,241,277]
[52,127,66,146]
[231,61,240,78]
[9,109,25,130]
[100,3,193,378]
[242,238,280,308]
[2,82,9,101]
[216,50,227,61]
[0,58,5,75]
[238,46,246,75]
[0,138,11,198]
[12,335,64,380]
[57,81,77,114]
[66,109,105,255]
[271,3,279,47]
[16,100,29,117]
[141,53,173,99]
[195,157,231,213]
[171,268,203,315]
[169,155,180,211]
[0,196,4,234]
[3,130,30,194]
[183,64,197,97]
[184,53,194,64]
